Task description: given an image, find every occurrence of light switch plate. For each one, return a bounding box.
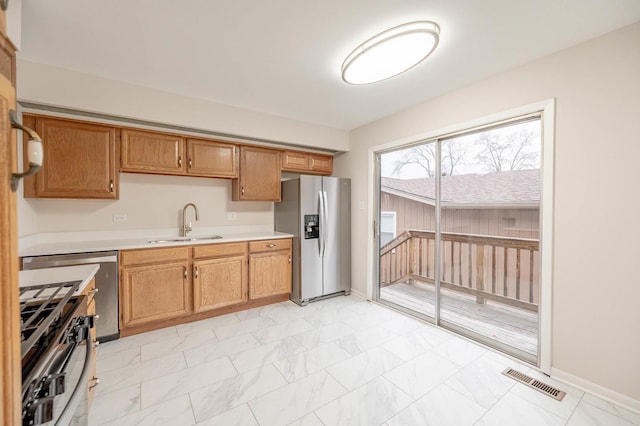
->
[227,212,237,220]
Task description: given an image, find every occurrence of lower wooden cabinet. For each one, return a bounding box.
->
[249,251,292,299]
[119,246,191,332]
[82,278,99,409]
[119,238,290,336]
[249,238,292,299]
[193,242,248,312]
[120,261,191,328]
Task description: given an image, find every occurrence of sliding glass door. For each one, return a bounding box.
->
[376,116,542,363]
[378,143,438,320]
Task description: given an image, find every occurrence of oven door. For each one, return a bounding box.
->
[22,301,93,426]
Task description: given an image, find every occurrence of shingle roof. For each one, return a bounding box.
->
[381,169,540,205]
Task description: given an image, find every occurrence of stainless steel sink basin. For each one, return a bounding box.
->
[147,235,222,244]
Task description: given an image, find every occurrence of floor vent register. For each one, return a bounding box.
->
[502,368,566,401]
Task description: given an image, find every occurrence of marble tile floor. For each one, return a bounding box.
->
[89,295,640,426]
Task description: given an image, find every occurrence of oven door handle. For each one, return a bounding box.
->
[55,329,94,426]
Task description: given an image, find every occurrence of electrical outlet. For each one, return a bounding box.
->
[113,214,128,222]
[227,212,237,220]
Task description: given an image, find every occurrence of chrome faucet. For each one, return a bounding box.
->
[181,203,200,237]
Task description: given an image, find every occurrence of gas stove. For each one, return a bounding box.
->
[19,280,95,426]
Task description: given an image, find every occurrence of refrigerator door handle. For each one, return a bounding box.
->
[318,190,325,257]
[322,190,329,257]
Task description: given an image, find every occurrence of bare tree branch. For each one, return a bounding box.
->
[475,129,538,172]
[393,144,437,177]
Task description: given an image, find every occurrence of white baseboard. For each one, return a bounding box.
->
[349,288,368,301]
[551,367,640,414]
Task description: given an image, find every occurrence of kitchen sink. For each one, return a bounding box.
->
[147,235,222,244]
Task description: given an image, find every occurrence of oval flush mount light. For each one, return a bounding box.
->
[341,21,440,85]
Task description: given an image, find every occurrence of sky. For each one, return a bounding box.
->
[380,119,541,179]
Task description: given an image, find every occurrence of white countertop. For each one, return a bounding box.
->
[19,226,293,257]
[19,264,100,301]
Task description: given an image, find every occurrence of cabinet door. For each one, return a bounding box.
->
[249,250,292,299]
[186,139,238,178]
[120,261,191,329]
[309,154,333,175]
[121,129,185,174]
[232,146,281,201]
[281,150,309,172]
[0,20,20,424]
[83,278,98,408]
[27,117,118,198]
[193,255,247,312]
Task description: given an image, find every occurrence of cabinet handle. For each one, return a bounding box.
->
[288,256,292,264]
[178,156,183,167]
[267,243,276,248]
[109,180,114,192]
[9,110,44,192]
[194,266,199,279]
[89,377,100,390]
[188,158,192,168]
[183,266,188,279]
[241,186,245,195]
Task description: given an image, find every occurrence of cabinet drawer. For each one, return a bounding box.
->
[249,238,292,253]
[193,242,247,259]
[120,247,190,266]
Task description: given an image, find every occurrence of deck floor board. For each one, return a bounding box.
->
[380,281,538,356]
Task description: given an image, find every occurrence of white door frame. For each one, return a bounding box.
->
[366,99,555,373]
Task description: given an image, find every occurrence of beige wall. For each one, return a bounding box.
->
[24,173,273,234]
[17,59,349,152]
[336,22,640,403]
[15,59,350,236]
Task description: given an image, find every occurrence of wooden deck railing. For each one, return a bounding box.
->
[380,230,539,313]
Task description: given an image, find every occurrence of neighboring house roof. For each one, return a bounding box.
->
[381,169,540,208]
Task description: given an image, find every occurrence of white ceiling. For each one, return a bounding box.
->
[18,0,640,130]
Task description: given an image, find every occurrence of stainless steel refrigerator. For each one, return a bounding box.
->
[275,176,351,305]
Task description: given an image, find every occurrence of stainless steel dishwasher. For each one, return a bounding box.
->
[22,250,119,342]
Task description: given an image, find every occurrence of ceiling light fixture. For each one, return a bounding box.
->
[341,21,440,85]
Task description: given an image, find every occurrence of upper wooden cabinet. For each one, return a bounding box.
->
[309,154,333,174]
[282,150,333,175]
[23,115,119,199]
[232,146,281,201]
[20,114,331,202]
[121,129,185,174]
[186,138,238,178]
[121,130,239,179]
